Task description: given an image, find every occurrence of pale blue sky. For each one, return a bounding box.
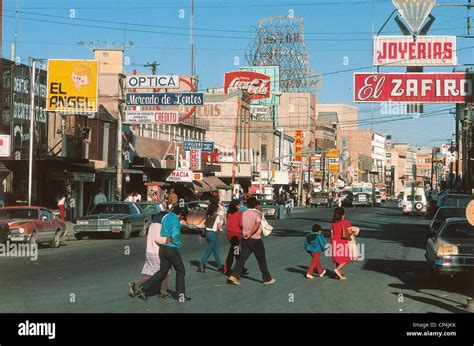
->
[2,0,470,146]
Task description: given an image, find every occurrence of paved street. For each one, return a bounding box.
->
[0,203,472,313]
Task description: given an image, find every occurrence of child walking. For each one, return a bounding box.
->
[304,224,327,279]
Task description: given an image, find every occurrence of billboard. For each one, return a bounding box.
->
[224,71,271,100]
[354,73,474,103]
[373,36,456,66]
[47,60,99,112]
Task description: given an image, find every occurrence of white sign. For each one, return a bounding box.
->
[126,75,180,89]
[374,36,456,66]
[250,105,271,121]
[440,143,451,155]
[124,111,180,124]
[392,0,436,34]
[166,169,193,182]
[0,135,11,157]
[437,162,443,169]
[190,149,201,171]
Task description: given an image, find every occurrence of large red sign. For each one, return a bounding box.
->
[224,71,271,100]
[354,73,474,103]
[373,36,456,66]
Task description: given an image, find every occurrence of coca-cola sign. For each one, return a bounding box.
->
[354,73,474,103]
[224,71,271,100]
[373,36,456,66]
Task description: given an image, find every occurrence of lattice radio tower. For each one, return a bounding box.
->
[245,16,321,93]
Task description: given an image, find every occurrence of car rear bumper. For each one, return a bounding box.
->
[433,256,474,274]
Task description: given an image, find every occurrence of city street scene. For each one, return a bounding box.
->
[0,0,474,316]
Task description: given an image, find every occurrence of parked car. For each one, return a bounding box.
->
[137,202,166,220]
[0,206,66,248]
[310,192,330,208]
[181,200,209,232]
[438,193,473,209]
[429,207,466,234]
[425,217,474,281]
[74,202,150,240]
[259,199,279,219]
[402,188,427,215]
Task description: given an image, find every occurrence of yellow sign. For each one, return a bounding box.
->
[47,60,99,112]
[294,129,304,162]
[328,164,339,173]
[314,171,323,179]
[326,149,340,158]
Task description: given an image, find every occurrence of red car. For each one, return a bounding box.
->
[0,206,67,248]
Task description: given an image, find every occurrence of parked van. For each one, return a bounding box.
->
[402,187,427,215]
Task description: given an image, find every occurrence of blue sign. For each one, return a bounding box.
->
[126,93,204,106]
[183,141,214,152]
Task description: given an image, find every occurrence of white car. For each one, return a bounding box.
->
[402,188,427,215]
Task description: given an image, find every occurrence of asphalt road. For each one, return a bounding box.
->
[0,202,472,313]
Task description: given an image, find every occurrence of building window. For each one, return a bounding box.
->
[261,144,267,161]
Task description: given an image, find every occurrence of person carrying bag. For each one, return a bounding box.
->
[197,204,224,273]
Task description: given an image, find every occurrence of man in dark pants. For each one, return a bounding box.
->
[228,197,276,286]
[136,205,191,302]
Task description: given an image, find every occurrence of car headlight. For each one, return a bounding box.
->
[76,220,89,225]
[110,220,123,225]
[18,227,25,234]
[437,242,459,256]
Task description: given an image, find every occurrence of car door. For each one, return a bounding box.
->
[128,203,143,231]
[39,209,54,242]
[426,225,441,264]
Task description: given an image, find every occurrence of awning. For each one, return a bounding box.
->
[193,180,212,193]
[203,176,231,191]
[135,137,181,170]
[96,168,144,175]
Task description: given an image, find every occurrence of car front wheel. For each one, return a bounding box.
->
[139,222,149,237]
[122,224,132,240]
[50,230,60,248]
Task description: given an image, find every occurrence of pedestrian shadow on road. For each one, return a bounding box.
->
[271,229,314,237]
[389,292,469,313]
[188,260,221,272]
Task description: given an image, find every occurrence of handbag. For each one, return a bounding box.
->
[260,213,273,236]
[341,221,352,240]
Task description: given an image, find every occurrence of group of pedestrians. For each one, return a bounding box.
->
[276,191,295,219]
[127,194,358,303]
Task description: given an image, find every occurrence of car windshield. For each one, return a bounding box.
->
[435,208,466,221]
[260,201,276,206]
[442,196,473,208]
[91,204,130,215]
[441,222,474,239]
[0,208,38,220]
[188,203,208,212]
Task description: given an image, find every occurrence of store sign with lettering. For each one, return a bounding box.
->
[354,73,474,103]
[190,149,201,171]
[224,71,271,100]
[124,111,180,124]
[126,93,204,106]
[373,36,456,66]
[166,169,194,182]
[126,75,180,89]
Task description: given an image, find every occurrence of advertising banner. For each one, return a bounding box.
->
[124,110,180,124]
[166,169,194,182]
[373,36,456,66]
[294,130,303,162]
[183,141,214,152]
[47,60,99,112]
[126,75,180,89]
[126,93,203,106]
[354,73,474,103]
[224,71,271,100]
[328,157,339,173]
[190,149,202,171]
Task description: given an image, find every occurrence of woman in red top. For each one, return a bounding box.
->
[330,207,352,280]
[224,200,247,276]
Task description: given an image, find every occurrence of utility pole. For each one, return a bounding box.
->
[117,73,126,201]
[231,90,241,198]
[190,0,195,77]
[456,104,461,190]
[27,59,36,206]
[144,61,159,75]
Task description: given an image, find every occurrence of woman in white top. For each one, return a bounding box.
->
[128,213,171,298]
[197,203,223,273]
